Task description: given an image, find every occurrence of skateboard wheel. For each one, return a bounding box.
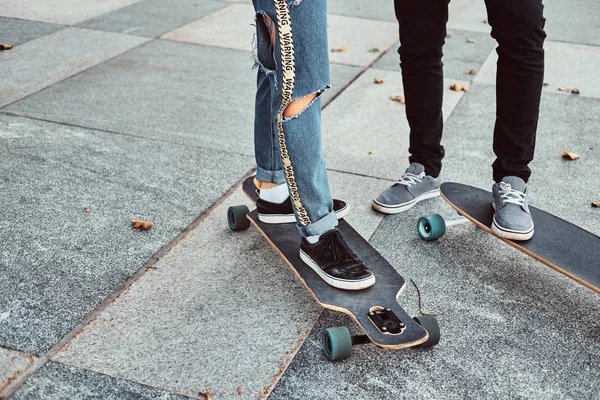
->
[417,214,446,241]
[321,327,352,361]
[413,315,440,348]
[227,205,250,231]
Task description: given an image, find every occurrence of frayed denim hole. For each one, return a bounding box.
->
[281,86,329,123]
[252,12,277,73]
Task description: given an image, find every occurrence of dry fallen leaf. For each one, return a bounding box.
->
[543,82,549,86]
[450,83,469,92]
[446,30,453,38]
[466,68,476,75]
[562,151,580,160]
[558,87,570,92]
[592,202,600,208]
[331,46,347,53]
[466,38,476,43]
[389,95,405,104]
[368,150,375,155]
[374,78,384,84]
[132,219,153,230]
[0,43,13,50]
[571,88,580,94]
[368,48,380,52]
[84,207,90,213]
[483,19,488,24]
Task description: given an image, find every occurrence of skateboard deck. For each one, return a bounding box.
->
[240,176,430,350]
[439,182,600,294]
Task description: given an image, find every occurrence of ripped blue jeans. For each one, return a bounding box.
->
[252,0,337,238]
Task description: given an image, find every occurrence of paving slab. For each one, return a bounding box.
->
[79,0,227,38]
[0,114,252,354]
[544,0,600,46]
[0,17,63,47]
[475,40,600,99]
[440,82,600,235]
[11,362,190,400]
[321,68,468,181]
[374,30,496,81]
[447,0,491,34]
[0,27,149,109]
[0,0,142,25]
[327,171,391,241]
[0,348,36,394]
[327,0,396,22]
[160,3,254,52]
[3,40,257,156]
[326,15,398,68]
[53,188,321,399]
[322,63,362,107]
[162,4,398,68]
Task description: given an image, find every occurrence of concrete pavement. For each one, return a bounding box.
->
[1,0,599,398]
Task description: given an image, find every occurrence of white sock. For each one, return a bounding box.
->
[259,183,289,204]
[306,234,321,244]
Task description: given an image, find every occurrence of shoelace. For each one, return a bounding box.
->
[326,232,357,262]
[397,172,425,187]
[499,182,526,206]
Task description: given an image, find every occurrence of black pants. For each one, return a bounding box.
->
[394,0,546,182]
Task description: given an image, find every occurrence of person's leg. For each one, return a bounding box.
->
[373,0,448,214]
[396,0,448,178]
[485,0,545,240]
[485,0,546,183]
[252,0,374,289]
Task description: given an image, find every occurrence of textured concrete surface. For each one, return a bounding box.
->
[447,0,490,34]
[162,4,398,68]
[78,0,227,38]
[4,40,257,155]
[0,17,63,47]
[0,0,142,25]
[326,14,397,68]
[374,30,496,81]
[161,3,254,51]
[12,362,190,400]
[322,63,362,107]
[545,0,600,46]
[0,114,252,354]
[321,68,468,180]
[0,348,36,393]
[327,171,391,240]
[53,189,321,399]
[476,40,600,99]
[327,0,396,22]
[0,28,148,108]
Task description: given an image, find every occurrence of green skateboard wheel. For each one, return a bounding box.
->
[413,315,440,348]
[417,214,446,241]
[227,205,250,231]
[321,327,352,361]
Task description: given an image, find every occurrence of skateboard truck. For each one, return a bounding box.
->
[417,208,469,241]
[367,307,406,335]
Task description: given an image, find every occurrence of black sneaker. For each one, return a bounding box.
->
[256,197,349,224]
[299,229,375,290]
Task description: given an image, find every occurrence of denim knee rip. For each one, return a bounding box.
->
[252,11,278,88]
[281,85,330,122]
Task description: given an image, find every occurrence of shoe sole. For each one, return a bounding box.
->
[492,217,534,241]
[372,189,440,215]
[299,249,376,290]
[258,204,351,224]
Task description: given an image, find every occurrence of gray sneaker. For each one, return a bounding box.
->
[372,163,442,214]
[492,176,534,241]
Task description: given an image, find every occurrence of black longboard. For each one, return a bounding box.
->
[228,177,435,359]
[438,182,600,294]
